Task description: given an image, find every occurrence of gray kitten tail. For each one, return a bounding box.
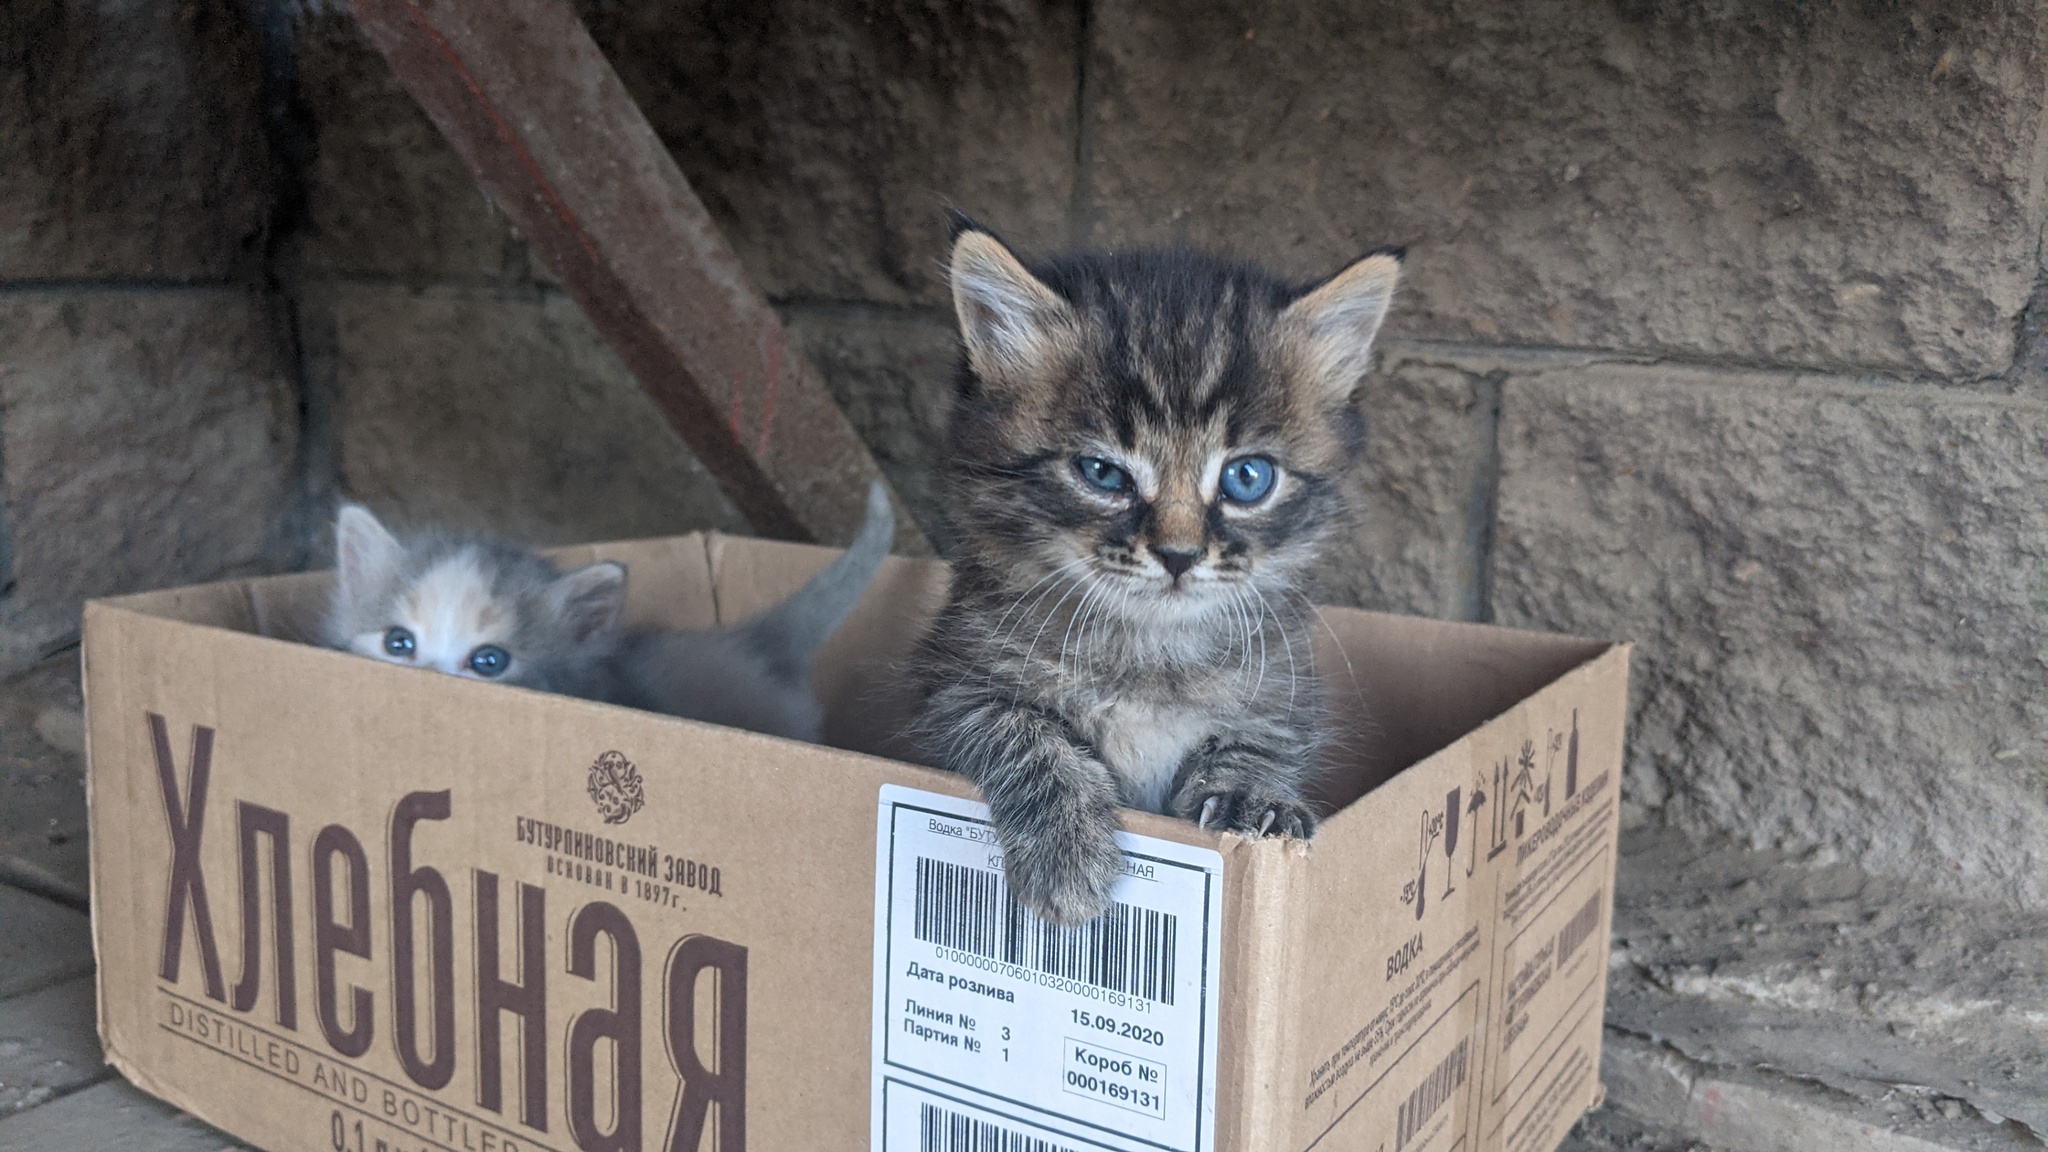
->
[615,480,895,742]
[734,479,895,680]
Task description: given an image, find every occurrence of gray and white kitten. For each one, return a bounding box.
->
[324,481,895,743]
[911,219,1400,924]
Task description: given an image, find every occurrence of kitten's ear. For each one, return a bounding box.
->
[944,206,984,242]
[549,562,628,643]
[1280,247,1403,400]
[949,226,1076,389]
[335,504,402,599]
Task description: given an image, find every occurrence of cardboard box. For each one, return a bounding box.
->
[83,530,1629,1152]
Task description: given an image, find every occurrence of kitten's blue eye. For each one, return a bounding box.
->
[1076,456,1131,493]
[1219,456,1277,503]
[468,645,511,678]
[383,627,416,657]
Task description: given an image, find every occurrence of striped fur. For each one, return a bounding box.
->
[912,220,1400,924]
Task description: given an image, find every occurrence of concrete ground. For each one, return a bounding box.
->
[1596,829,2047,1151]
[0,652,2035,1152]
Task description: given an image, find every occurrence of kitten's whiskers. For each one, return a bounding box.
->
[968,559,1092,695]
[1228,586,1255,682]
[1058,579,1107,680]
[1281,586,1362,700]
[1245,586,1261,696]
[989,558,1092,643]
[1249,582,1300,717]
[1019,578,1093,683]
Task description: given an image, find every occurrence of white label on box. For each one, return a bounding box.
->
[872,785,1224,1152]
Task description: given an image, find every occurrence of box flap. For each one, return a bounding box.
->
[1311,609,1612,814]
[571,532,718,630]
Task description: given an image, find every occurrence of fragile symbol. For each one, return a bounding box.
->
[586,750,645,824]
[1399,788,1459,920]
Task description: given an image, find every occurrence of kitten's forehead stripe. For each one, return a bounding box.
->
[1046,255,1294,452]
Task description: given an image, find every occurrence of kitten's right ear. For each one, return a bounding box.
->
[549,562,628,644]
[335,504,402,598]
[949,226,1076,390]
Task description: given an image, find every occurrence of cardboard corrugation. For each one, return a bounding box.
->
[83,530,1627,1152]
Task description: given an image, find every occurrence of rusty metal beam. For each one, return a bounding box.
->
[349,0,929,553]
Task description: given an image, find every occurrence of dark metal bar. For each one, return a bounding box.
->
[349,0,929,552]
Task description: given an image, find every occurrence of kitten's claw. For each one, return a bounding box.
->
[1175,785,1317,841]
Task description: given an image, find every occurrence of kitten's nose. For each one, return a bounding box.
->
[1152,546,1200,579]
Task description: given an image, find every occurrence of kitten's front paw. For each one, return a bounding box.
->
[1179,786,1317,840]
[1002,818,1125,926]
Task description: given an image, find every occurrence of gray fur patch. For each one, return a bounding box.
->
[322,481,895,743]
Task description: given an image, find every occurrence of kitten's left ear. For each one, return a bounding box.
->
[1280,247,1403,399]
[335,503,402,600]
[549,562,628,643]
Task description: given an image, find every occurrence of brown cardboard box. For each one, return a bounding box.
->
[83,530,1629,1152]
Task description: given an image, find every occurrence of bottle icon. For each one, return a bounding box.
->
[1441,787,1460,899]
[1565,709,1580,799]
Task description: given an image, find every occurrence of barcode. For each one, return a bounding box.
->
[1555,889,1603,966]
[1395,1037,1469,1151]
[912,857,1178,1005]
[919,1102,1081,1152]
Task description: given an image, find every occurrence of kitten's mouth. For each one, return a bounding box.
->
[1145,568,1227,601]
[1076,555,1236,608]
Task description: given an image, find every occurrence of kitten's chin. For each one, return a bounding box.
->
[1150,596,1228,629]
[1106,574,1241,628]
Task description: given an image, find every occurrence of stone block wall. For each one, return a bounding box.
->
[5,0,2045,908]
[0,0,298,668]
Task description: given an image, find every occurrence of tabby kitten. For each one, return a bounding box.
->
[324,481,894,742]
[912,219,1400,924]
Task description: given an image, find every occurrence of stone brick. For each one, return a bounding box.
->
[334,284,746,545]
[293,13,536,284]
[0,978,105,1115]
[0,1079,251,1151]
[1086,0,2048,378]
[1492,360,2048,906]
[0,291,299,668]
[782,304,959,550]
[1310,343,1496,621]
[0,888,90,1001]
[0,654,87,904]
[0,0,269,280]
[578,0,1079,307]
